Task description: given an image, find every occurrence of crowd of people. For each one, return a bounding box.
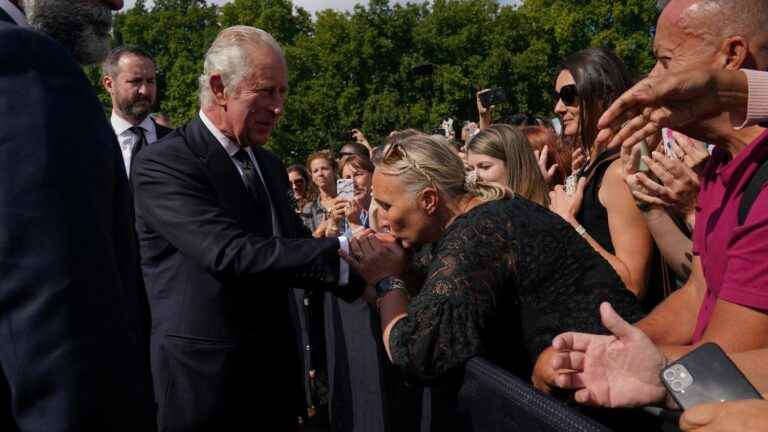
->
[2,0,768,431]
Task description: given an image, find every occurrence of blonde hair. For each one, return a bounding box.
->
[468,124,550,206]
[376,135,506,203]
[199,26,285,108]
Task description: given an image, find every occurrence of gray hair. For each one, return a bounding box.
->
[198,26,285,108]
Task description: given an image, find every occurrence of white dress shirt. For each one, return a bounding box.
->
[111,113,158,177]
[0,0,28,26]
[198,111,350,284]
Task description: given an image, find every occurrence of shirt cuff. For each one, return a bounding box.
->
[338,236,350,285]
[735,69,768,129]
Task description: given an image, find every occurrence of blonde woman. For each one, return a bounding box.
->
[341,135,643,426]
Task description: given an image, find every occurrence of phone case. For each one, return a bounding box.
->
[336,179,355,201]
[660,343,762,410]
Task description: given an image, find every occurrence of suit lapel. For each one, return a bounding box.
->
[185,118,267,234]
[0,8,13,24]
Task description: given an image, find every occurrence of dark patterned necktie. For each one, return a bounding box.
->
[233,149,276,234]
[129,126,148,159]
[233,149,271,204]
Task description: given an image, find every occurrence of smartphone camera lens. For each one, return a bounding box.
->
[671,380,684,391]
[663,370,676,381]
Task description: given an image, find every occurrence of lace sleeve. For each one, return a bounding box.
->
[388,215,511,381]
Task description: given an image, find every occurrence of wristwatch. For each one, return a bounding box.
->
[375,277,408,299]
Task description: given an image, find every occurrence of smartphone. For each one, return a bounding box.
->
[661,128,680,160]
[336,178,355,201]
[660,343,762,410]
[432,128,447,137]
[478,88,507,108]
[338,131,354,142]
[637,139,651,173]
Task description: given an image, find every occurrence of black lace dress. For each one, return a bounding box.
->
[389,197,644,384]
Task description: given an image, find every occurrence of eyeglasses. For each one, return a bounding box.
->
[554,84,578,106]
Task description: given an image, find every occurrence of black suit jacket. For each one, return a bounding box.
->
[133,116,358,431]
[0,20,155,431]
[155,120,173,140]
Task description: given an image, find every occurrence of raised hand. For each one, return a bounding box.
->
[631,151,700,214]
[670,131,709,173]
[534,145,560,185]
[550,302,668,408]
[351,129,372,151]
[571,147,587,174]
[596,69,748,151]
[549,177,587,225]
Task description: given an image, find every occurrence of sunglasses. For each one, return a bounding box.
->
[554,84,578,106]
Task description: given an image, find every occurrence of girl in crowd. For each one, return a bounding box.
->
[287,164,316,212]
[465,124,550,206]
[301,150,347,237]
[342,135,643,428]
[549,48,654,300]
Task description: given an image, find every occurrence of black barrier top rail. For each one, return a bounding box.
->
[458,357,614,432]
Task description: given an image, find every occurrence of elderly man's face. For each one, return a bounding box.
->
[22,0,123,64]
[223,45,287,147]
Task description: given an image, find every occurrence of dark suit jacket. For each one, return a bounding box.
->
[0,20,155,431]
[133,116,358,431]
[155,120,174,140]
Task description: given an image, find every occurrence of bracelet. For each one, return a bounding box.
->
[375,277,410,300]
[574,224,587,237]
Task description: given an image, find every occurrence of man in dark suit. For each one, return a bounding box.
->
[102,46,173,177]
[0,0,156,431]
[132,26,361,431]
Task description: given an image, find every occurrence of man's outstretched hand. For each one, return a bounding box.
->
[551,302,668,408]
[596,69,749,151]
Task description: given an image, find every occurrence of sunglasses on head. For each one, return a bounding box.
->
[554,84,578,106]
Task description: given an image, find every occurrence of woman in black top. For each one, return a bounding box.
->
[549,48,655,301]
[342,135,644,428]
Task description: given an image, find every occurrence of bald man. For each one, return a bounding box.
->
[537,0,768,405]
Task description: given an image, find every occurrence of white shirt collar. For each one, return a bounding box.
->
[0,0,28,26]
[199,110,241,157]
[111,112,156,137]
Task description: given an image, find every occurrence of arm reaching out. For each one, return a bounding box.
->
[551,302,668,408]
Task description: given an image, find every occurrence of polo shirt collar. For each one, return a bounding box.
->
[717,128,768,185]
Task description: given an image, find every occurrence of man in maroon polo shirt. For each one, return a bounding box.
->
[532,0,768,402]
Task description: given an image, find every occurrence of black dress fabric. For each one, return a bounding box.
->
[575,148,619,253]
[574,148,680,312]
[388,198,644,430]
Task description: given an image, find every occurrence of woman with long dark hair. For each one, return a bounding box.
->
[549,48,655,301]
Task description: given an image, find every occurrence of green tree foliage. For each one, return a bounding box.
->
[88,0,660,165]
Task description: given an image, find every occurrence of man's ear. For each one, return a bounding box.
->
[419,187,439,216]
[210,74,228,106]
[718,36,750,70]
[101,74,113,94]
